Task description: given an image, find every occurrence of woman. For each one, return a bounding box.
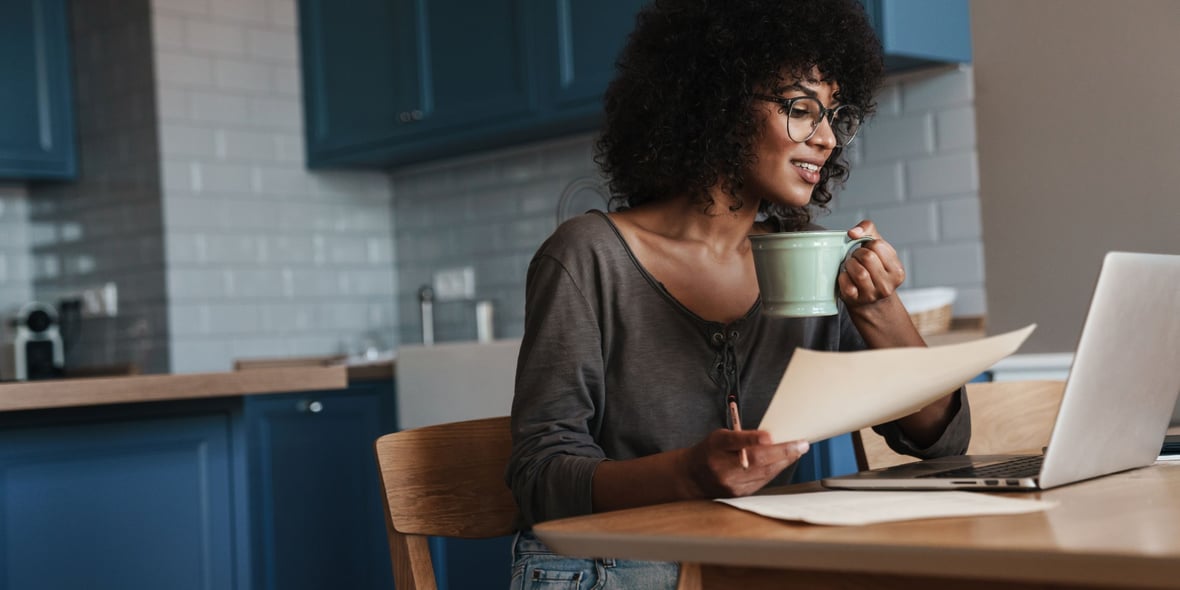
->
[506,0,971,587]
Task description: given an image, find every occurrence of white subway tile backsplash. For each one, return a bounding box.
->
[952,285,986,316]
[189,91,250,123]
[184,19,247,56]
[154,0,211,17]
[168,268,228,299]
[813,207,865,233]
[168,303,211,335]
[938,197,983,240]
[152,13,185,49]
[247,96,302,129]
[245,27,299,63]
[935,106,977,151]
[271,64,301,96]
[328,237,368,265]
[274,133,305,162]
[170,339,232,373]
[156,87,189,119]
[214,58,273,93]
[206,302,262,334]
[255,166,310,195]
[165,194,225,228]
[161,159,197,192]
[860,113,934,163]
[866,202,938,246]
[874,83,902,117]
[231,337,293,360]
[366,237,393,264]
[835,161,904,207]
[902,67,974,112]
[160,124,217,157]
[907,152,979,199]
[155,51,214,86]
[196,161,255,193]
[910,242,985,287]
[210,0,270,24]
[267,0,297,29]
[229,269,287,297]
[268,235,315,264]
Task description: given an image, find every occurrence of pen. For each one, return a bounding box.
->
[728,395,749,469]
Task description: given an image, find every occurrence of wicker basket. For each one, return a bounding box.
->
[908,303,953,336]
[898,287,956,336]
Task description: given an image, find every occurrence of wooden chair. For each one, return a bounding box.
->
[375,416,702,590]
[853,380,1067,471]
[374,416,518,590]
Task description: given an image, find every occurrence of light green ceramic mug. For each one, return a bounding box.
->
[750,231,874,317]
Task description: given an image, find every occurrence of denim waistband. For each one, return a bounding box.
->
[513,530,556,558]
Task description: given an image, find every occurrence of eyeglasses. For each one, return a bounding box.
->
[754,94,863,147]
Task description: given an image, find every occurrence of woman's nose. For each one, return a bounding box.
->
[807,116,838,149]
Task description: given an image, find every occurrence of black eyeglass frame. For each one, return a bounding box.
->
[753,94,863,147]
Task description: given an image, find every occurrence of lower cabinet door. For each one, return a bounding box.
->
[0,413,236,590]
[245,386,395,590]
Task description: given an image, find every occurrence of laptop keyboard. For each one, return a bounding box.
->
[917,455,1043,479]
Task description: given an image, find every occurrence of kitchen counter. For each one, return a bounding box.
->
[0,360,396,590]
[0,365,348,412]
[233,355,395,381]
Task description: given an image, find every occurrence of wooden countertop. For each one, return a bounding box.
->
[0,365,348,413]
[233,355,395,381]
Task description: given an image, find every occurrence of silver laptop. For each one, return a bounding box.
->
[823,251,1180,491]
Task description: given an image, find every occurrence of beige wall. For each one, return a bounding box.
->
[972,0,1180,352]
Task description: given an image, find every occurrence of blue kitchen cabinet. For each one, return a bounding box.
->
[533,0,646,116]
[301,0,538,167]
[0,403,239,590]
[299,0,645,169]
[862,0,972,72]
[0,0,77,180]
[298,0,414,163]
[244,380,397,590]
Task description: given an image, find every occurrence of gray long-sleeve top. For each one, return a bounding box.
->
[506,211,971,528]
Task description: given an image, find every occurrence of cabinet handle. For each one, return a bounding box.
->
[398,110,425,124]
[297,400,324,414]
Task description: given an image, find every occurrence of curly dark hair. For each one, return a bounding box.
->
[596,0,884,230]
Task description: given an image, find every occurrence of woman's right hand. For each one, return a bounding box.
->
[681,429,810,498]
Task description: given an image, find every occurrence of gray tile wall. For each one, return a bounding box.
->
[152,0,396,372]
[0,183,32,313]
[392,66,985,345]
[829,66,985,314]
[28,0,171,373]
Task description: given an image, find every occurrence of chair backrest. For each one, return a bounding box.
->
[853,380,1066,471]
[374,415,518,590]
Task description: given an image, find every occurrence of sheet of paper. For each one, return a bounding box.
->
[757,324,1036,443]
[718,491,1057,526]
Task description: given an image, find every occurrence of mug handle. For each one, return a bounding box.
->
[840,235,875,269]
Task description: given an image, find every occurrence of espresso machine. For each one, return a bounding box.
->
[1,302,65,381]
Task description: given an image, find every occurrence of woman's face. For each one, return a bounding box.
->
[744,72,841,210]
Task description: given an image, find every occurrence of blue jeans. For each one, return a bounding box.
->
[511,530,679,589]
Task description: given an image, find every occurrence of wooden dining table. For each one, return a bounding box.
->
[534,461,1180,590]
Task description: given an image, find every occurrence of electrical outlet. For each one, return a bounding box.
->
[432,267,475,301]
[79,282,118,318]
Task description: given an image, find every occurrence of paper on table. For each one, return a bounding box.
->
[758,324,1036,443]
[717,491,1057,526]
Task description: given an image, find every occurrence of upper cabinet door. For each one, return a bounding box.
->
[535,0,646,112]
[397,0,535,136]
[0,0,76,180]
[299,0,417,163]
[861,0,972,72]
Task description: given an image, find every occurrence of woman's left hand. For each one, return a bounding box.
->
[838,220,905,309]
